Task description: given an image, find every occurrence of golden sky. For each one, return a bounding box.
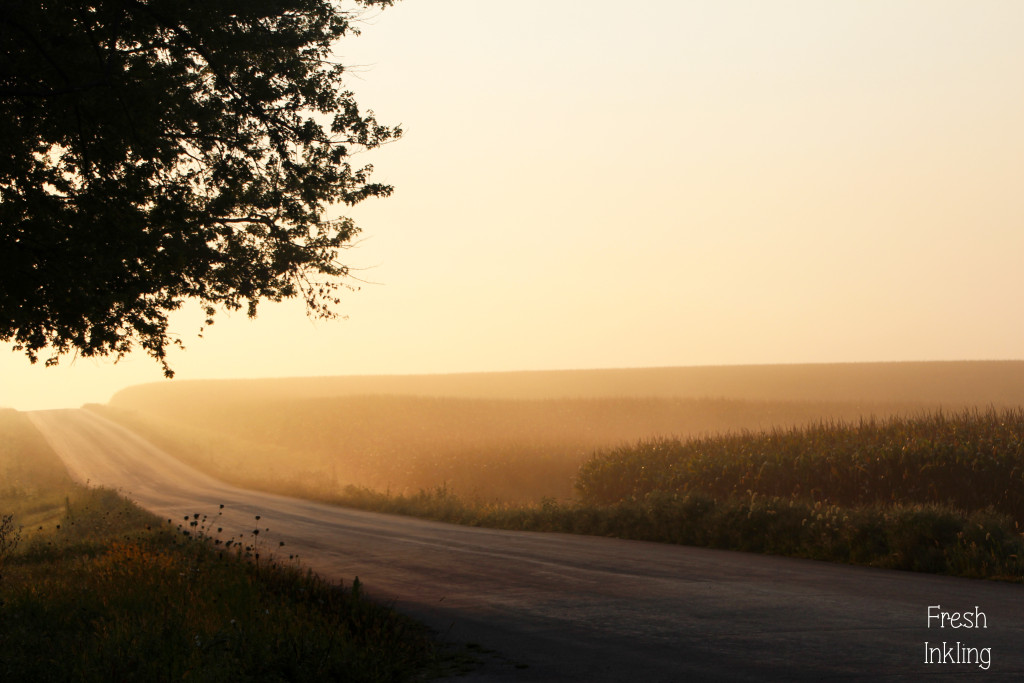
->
[3,0,1023,410]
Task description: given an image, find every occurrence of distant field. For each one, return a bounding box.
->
[101,361,1024,503]
[111,360,1024,406]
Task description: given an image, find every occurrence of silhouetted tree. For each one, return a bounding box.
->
[0,0,400,376]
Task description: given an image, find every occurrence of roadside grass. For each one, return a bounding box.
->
[564,408,1024,580]
[0,410,440,682]
[303,485,1024,582]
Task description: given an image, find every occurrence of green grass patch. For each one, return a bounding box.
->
[0,410,440,682]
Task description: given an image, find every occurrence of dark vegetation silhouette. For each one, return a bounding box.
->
[0,0,399,376]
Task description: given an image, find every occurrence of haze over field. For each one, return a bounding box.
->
[3,0,1023,409]
[91,361,1024,502]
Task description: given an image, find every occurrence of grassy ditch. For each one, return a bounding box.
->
[303,484,1024,582]
[0,410,439,682]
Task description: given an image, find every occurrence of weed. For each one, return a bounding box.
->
[0,513,21,591]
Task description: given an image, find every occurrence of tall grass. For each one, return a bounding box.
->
[575,408,1024,520]
[563,408,1024,580]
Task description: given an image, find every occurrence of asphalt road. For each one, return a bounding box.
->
[26,408,1024,681]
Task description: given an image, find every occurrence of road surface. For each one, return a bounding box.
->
[26,409,1024,681]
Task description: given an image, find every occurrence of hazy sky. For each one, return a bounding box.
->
[3,0,1023,410]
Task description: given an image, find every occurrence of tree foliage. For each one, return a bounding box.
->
[0,0,400,376]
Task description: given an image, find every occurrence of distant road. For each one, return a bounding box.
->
[27,409,1024,682]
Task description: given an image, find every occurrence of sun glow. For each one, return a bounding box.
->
[3,0,1023,410]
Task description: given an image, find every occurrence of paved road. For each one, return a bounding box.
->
[27,409,1024,681]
